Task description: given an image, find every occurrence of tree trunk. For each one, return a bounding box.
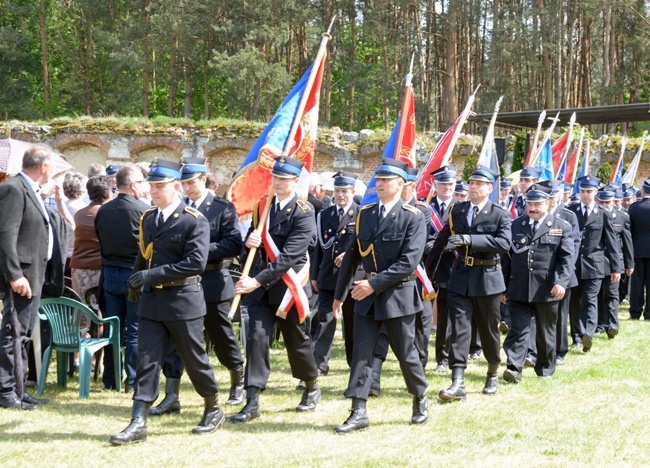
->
[39,0,50,119]
[183,59,192,119]
[168,36,178,117]
[442,1,458,129]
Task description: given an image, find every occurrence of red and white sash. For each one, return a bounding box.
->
[259,197,311,323]
[415,264,436,301]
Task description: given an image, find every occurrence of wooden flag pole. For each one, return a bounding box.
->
[529,112,561,167]
[229,19,334,319]
[554,112,576,178]
[570,127,585,184]
[525,110,546,167]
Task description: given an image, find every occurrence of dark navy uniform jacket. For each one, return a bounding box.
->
[246,194,316,306]
[503,214,574,303]
[567,204,622,279]
[311,202,360,291]
[427,200,512,297]
[334,198,427,320]
[628,198,650,259]
[551,206,580,289]
[133,202,209,321]
[605,207,634,274]
[189,192,242,303]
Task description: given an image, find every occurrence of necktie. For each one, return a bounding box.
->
[531,220,538,236]
[471,206,479,225]
[377,205,385,228]
[191,201,197,209]
[583,206,590,219]
[157,211,164,227]
[338,207,344,222]
[440,202,446,214]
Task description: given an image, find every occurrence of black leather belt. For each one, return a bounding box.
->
[364,272,416,282]
[461,256,500,267]
[204,259,232,271]
[154,276,201,289]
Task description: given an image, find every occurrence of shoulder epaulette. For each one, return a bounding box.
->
[493,203,507,211]
[213,196,228,205]
[184,206,202,217]
[143,206,157,217]
[415,200,428,207]
[556,217,571,227]
[296,199,311,212]
[360,203,376,211]
[402,203,419,214]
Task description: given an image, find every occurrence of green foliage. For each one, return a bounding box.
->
[512,131,526,172]
[463,153,479,181]
[597,162,613,183]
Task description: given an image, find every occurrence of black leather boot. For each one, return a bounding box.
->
[411,394,428,425]
[482,364,499,395]
[438,367,466,402]
[225,366,246,406]
[149,378,181,416]
[296,379,321,412]
[109,400,151,445]
[334,398,370,434]
[192,394,225,434]
[230,387,261,423]
[369,358,383,397]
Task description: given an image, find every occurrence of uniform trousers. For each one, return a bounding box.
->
[504,300,558,376]
[161,299,244,379]
[630,258,650,319]
[598,275,620,332]
[345,311,427,399]
[373,303,432,368]
[570,279,602,341]
[134,316,218,403]
[244,300,318,389]
[556,288,571,358]
[0,293,40,399]
[312,289,355,373]
[447,292,501,368]
[434,288,450,366]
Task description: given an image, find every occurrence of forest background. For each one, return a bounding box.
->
[1,0,649,137]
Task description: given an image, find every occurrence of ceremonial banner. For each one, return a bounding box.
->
[227,60,325,217]
[551,131,570,174]
[362,69,416,206]
[534,139,555,182]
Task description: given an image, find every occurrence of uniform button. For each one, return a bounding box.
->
[530,268,533,271]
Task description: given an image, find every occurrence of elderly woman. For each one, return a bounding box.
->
[70,176,112,307]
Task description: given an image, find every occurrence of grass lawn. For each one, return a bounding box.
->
[2,303,649,467]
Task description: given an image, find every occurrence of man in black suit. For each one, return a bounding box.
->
[311,171,360,375]
[95,165,150,392]
[110,159,223,445]
[544,181,580,366]
[567,176,621,352]
[628,180,650,320]
[502,184,574,382]
[367,166,435,396]
[426,166,458,374]
[0,145,54,410]
[231,156,320,423]
[596,187,633,337]
[147,157,245,417]
[331,158,428,433]
[427,166,511,401]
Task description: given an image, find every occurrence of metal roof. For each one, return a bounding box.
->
[468,103,650,129]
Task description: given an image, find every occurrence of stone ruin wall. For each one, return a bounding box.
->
[2,124,649,195]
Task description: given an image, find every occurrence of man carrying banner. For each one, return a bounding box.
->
[332,158,429,433]
[311,171,361,375]
[232,156,320,423]
[427,166,511,401]
[426,166,458,373]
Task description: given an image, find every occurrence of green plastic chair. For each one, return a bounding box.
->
[37,297,122,398]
